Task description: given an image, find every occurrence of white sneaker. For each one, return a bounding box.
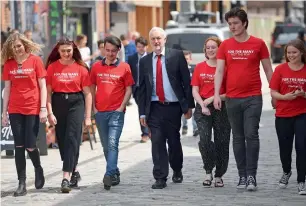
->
[298,182,306,195]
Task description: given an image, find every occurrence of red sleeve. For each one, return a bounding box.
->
[80,66,91,88]
[90,65,97,85]
[46,64,53,86]
[124,65,135,87]
[35,56,46,78]
[269,65,281,91]
[216,41,226,60]
[2,62,10,81]
[191,64,200,86]
[260,40,270,59]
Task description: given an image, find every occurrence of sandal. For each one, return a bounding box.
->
[215,177,224,187]
[203,174,213,187]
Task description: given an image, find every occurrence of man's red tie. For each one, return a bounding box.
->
[156,54,165,102]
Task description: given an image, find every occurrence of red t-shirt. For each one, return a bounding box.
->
[90,61,135,112]
[191,61,226,98]
[217,36,270,98]
[269,63,306,117]
[2,54,46,115]
[46,60,91,92]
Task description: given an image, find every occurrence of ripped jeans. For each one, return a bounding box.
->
[95,111,125,176]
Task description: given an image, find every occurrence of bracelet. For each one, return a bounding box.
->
[41,107,46,108]
[47,113,53,117]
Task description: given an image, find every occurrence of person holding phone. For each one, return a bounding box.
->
[269,39,306,195]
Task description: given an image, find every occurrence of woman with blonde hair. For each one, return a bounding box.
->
[191,36,231,187]
[270,39,306,195]
[1,33,47,196]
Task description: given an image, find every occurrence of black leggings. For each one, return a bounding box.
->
[194,102,231,177]
[275,113,306,183]
[52,92,85,172]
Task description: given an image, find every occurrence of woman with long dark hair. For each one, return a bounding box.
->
[45,37,92,193]
[270,39,306,195]
[1,33,46,196]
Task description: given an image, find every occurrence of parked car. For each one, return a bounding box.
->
[165,23,231,65]
[271,22,305,63]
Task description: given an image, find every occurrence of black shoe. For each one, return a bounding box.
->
[13,181,27,197]
[34,166,45,189]
[70,171,81,188]
[172,171,183,183]
[61,178,71,193]
[246,176,257,191]
[111,174,120,186]
[152,179,167,189]
[182,126,188,135]
[103,175,112,190]
[193,130,199,137]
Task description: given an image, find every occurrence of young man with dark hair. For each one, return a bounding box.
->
[127,37,149,143]
[214,7,273,191]
[181,50,198,137]
[90,35,134,190]
[95,39,105,62]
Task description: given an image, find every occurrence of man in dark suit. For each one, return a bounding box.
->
[138,27,195,189]
[127,37,149,143]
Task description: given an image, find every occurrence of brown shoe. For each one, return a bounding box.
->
[140,135,149,143]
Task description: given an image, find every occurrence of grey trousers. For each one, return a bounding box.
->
[225,95,263,177]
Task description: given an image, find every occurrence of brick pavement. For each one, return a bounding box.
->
[1,65,305,205]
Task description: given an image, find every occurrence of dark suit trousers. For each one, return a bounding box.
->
[147,101,183,181]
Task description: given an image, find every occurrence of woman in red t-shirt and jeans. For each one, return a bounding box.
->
[270,39,306,195]
[45,38,92,193]
[1,33,47,196]
[191,37,231,188]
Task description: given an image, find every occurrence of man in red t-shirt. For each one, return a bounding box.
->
[90,35,134,190]
[213,7,273,191]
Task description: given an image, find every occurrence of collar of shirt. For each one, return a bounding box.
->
[138,52,147,59]
[102,57,120,66]
[153,47,165,58]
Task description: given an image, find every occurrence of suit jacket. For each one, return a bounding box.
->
[127,52,139,97]
[138,48,195,119]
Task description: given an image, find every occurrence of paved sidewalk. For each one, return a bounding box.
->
[1,64,305,205]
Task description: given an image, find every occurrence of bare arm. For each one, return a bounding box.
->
[261,58,273,83]
[90,85,97,113]
[38,78,47,108]
[270,90,285,100]
[2,81,11,115]
[83,86,92,119]
[46,85,53,115]
[119,86,132,110]
[192,86,204,105]
[214,59,225,96]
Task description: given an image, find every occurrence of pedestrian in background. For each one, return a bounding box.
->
[214,7,273,191]
[45,37,92,193]
[90,35,134,190]
[192,37,231,188]
[269,39,306,195]
[138,27,194,189]
[181,50,198,137]
[127,36,150,143]
[1,33,46,196]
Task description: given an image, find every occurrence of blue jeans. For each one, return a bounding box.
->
[181,109,198,132]
[95,111,125,176]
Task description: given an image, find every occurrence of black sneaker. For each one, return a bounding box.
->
[246,176,257,191]
[111,174,120,186]
[236,176,247,189]
[61,178,71,193]
[34,166,45,189]
[103,175,112,190]
[70,171,81,188]
[298,182,306,195]
[279,171,292,189]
